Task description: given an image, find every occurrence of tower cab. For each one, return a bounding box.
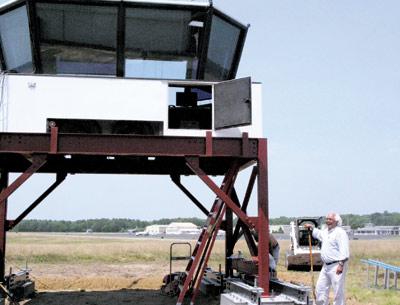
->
[0,0,262,138]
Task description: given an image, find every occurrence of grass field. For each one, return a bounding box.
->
[5,233,400,305]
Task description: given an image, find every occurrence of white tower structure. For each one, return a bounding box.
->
[0,0,262,138]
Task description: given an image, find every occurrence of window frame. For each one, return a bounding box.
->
[0,1,34,72]
[0,0,247,80]
[202,8,248,81]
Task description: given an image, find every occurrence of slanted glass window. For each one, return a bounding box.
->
[0,5,33,72]
[125,8,204,79]
[36,3,118,75]
[204,15,240,81]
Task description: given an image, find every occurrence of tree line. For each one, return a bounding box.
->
[13,217,206,233]
[270,211,400,229]
[12,211,399,232]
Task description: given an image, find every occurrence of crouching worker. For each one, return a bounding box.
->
[269,233,280,277]
[251,231,280,276]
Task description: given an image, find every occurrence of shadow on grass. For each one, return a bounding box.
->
[23,289,220,305]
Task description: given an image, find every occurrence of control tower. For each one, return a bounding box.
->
[0,1,312,304]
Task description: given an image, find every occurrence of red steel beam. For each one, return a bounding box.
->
[0,133,258,157]
[186,158,256,230]
[7,172,67,230]
[257,138,269,296]
[0,170,8,281]
[0,155,47,205]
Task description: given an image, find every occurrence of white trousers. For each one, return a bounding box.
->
[315,262,347,305]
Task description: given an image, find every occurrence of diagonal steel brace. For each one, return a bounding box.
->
[0,155,47,205]
[170,174,209,216]
[185,157,256,230]
[233,166,258,243]
[7,172,67,230]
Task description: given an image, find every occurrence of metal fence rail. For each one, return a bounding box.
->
[361,259,399,289]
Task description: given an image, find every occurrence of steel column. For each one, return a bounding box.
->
[0,170,8,282]
[257,138,269,296]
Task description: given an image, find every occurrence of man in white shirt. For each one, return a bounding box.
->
[305,213,349,305]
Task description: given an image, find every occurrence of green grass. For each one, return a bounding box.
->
[5,233,400,305]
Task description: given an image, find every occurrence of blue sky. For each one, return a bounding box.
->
[5,0,400,220]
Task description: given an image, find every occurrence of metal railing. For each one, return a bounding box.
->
[361,259,400,289]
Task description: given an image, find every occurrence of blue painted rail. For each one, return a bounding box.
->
[361,259,399,289]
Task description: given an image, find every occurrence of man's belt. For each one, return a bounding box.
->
[324,258,348,265]
[325,260,340,265]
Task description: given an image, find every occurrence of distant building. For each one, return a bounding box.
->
[145,225,168,235]
[166,222,199,235]
[354,225,400,236]
[143,222,200,235]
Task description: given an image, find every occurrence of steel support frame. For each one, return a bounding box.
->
[0,158,68,282]
[0,132,270,299]
[181,138,270,297]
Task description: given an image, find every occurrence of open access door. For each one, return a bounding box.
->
[214,77,252,130]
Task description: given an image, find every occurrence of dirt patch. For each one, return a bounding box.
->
[28,262,170,291]
[10,262,215,305]
[21,289,220,305]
